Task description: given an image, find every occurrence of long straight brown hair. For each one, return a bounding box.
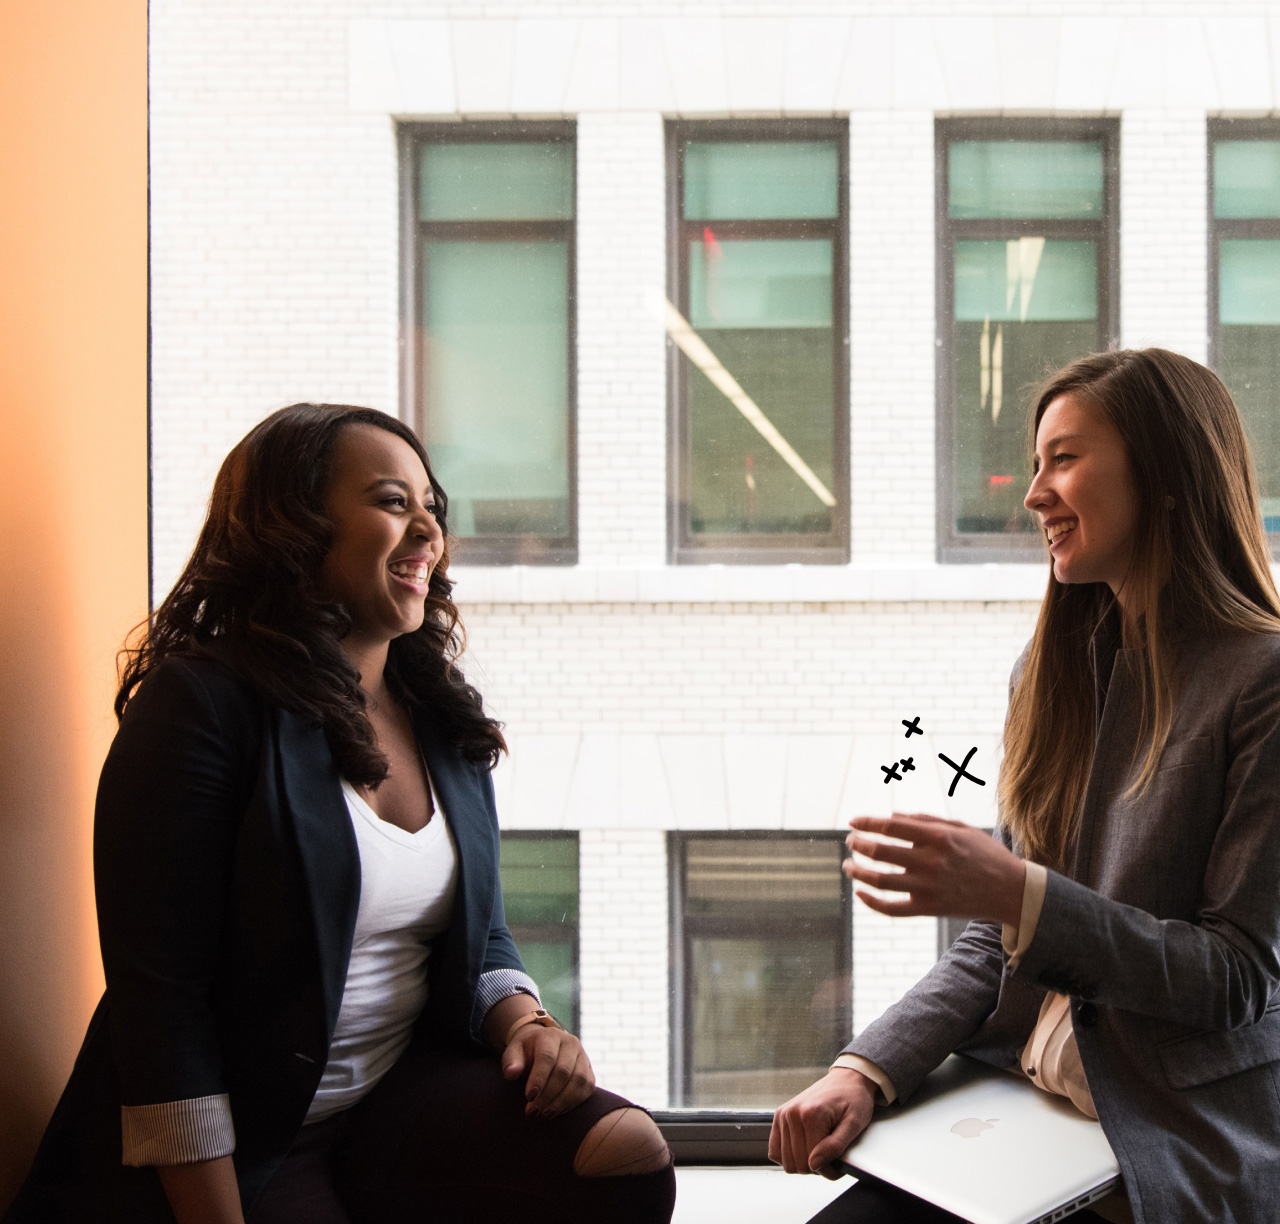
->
[1000,349,1280,868]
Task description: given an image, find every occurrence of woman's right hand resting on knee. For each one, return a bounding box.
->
[769,1067,878,1179]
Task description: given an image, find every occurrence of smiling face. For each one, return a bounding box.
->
[319,423,444,650]
[1024,393,1141,602]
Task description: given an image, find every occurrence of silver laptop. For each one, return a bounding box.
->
[839,1055,1119,1224]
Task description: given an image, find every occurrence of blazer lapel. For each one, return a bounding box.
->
[274,708,361,1040]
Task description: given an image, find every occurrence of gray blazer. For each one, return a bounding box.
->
[844,613,1280,1224]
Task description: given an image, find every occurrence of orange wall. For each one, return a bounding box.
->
[0,0,149,1204]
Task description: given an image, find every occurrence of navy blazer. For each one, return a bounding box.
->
[7,654,526,1222]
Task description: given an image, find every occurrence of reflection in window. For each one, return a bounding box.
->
[672,834,850,1108]
[499,833,579,1032]
[669,123,848,563]
[938,123,1116,556]
[1211,127,1280,534]
[409,127,575,563]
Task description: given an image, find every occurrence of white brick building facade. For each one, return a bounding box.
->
[150,0,1268,1106]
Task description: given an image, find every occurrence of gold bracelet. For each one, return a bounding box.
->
[503,1008,560,1047]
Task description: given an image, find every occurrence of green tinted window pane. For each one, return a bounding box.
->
[500,836,579,925]
[688,937,846,1107]
[425,241,569,537]
[955,239,1097,323]
[949,141,1104,219]
[1217,326,1280,526]
[1220,240,1280,324]
[1214,141,1280,219]
[685,237,835,536]
[690,239,832,330]
[684,141,838,220]
[420,142,573,221]
[510,940,577,1032]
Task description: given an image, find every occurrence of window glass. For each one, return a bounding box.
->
[499,834,579,1032]
[420,142,574,221]
[1212,131,1280,534]
[424,240,570,538]
[949,140,1104,219]
[677,836,850,1108]
[413,128,576,559]
[672,126,846,558]
[1214,141,1280,220]
[940,126,1114,553]
[684,141,838,220]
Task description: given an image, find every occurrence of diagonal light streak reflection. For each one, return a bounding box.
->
[662,299,837,509]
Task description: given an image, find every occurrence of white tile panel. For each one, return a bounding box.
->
[888,733,951,818]
[1107,17,1165,111]
[839,735,896,825]
[1269,16,1280,110]
[389,19,457,115]
[562,17,619,113]
[565,733,621,829]
[510,17,578,114]
[1164,18,1221,111]
[835,17,892,110]
[784,735,854,830]
[619,17,676,111]
[505,733,580,829]
[452,19,515,115]
[933,16,1000,111]
[1205,17,1273,111]
[664,17,729,115]
[782,17,852,113]
[724,18,787,113]
[723,734,787,829]
[996,17,1060,111]
[892,17,947,110]
[1054,17,1122,111]
[946,734,1001,828]
[619,735,678,828]
[660,735,727,829]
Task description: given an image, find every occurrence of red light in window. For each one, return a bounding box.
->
[989,475,1013,486]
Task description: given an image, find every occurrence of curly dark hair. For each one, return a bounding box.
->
[117,403,506,782]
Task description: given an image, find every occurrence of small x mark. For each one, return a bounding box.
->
[880,762,903,783]
[899,757,915,772]
[903,716,923,738]
[938,747,986,797]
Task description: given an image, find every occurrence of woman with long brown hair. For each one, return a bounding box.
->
[772,348,1280,1223]
[6,404,675,1224]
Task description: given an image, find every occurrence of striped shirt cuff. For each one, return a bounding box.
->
[121,1094,235,1166]
[472,968,542,1035]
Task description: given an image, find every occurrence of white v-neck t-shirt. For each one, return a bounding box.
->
[305,778,458,1123]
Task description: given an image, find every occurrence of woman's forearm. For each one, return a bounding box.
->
[156,1156,245,1224]
[481,991,542,1053]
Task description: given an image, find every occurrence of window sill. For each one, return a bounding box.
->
[448,562,1049,605]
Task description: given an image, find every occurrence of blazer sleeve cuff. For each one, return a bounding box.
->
[1001,861,1048,969]
[121,1094,235,1166]
[831,1054,898,1104]
[471,968,542,1034]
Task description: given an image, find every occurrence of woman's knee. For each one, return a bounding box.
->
[573,1107,671,1177]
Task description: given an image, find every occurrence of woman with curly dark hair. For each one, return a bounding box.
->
[5,404,675,1224]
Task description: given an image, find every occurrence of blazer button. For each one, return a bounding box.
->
[1076,1002,1098,1027]
[1079,985,1097,1000]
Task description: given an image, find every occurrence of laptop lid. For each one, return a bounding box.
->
[839,1055,1119,1224]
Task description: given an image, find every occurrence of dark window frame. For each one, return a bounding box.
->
[935,116,1120,564]
[665,118,851,565]
[498,829,581,1034]
[665,830,853,1112]
[400,120,578,566]
[1207,116,1280,552]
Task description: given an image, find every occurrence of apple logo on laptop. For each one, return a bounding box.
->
[950,1118,998,1138]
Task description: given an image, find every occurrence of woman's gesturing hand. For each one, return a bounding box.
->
[845,813,1026,927]
[502,1025,596,1119]
[770,1069,878,1178]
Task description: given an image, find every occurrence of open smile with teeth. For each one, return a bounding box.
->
[1046,518,1078,545]
[389,560,432,584]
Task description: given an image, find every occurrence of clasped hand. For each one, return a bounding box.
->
[501,1024,595,1120]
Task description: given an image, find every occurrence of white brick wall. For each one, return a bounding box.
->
[150,0,1255,1109]
[578,829,669,1106]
